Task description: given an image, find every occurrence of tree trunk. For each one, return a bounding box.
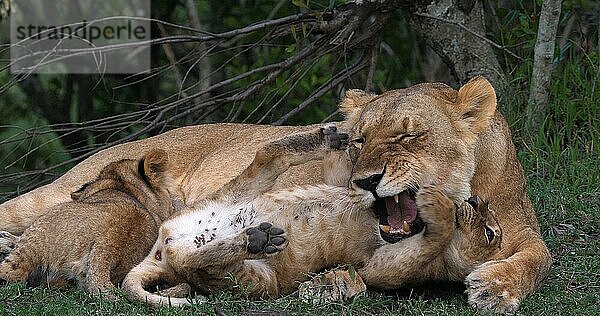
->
[527,0,561,128]
[406,0,507,97]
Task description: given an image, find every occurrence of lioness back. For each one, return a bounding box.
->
[0,124,325,235]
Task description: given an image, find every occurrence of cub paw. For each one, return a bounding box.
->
[415,186,455,225]
[245,222,287,255]
[465,260,521,315]
[298,267,366,305]
[0,258,29,283]
[321,125,349,151]
[0,231,18,261]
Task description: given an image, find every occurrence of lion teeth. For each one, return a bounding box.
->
[394,194,399,204]
[402,221,411,234]
[379,224,391,234]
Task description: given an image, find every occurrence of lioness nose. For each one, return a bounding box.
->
[353,173,383,192]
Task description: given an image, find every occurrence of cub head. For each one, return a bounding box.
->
[70,149,174,203]
[342,77,497,243]
[454,196,502,265]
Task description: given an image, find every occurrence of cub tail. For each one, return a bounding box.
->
[122,251,201,307]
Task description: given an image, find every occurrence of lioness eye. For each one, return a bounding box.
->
[484,226,495,244]
[398,132,423,142]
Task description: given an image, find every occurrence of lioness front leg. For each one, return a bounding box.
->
[465,235,551,314]
[214,126,348,201]
[359,187,456,289]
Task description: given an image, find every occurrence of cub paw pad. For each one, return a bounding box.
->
[321,126,349,150]
[246,222,287,254]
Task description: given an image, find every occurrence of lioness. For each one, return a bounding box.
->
[340,77,550,313]
[0,150,177,298]
[0,77,551,313]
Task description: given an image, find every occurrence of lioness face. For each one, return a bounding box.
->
[341,77,497,243]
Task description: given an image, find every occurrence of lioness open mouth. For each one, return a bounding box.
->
[374,189,425,243]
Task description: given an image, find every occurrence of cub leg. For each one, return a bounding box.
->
[179,222,287,273]
[176,222,287,297]
[358,186,456,289]
[322,150,353,187]
[213,126,348,201]
[84,256,117,300]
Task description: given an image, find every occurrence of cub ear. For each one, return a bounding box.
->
[139,149,170,183]
[70,182,91,201]
[454,76,497,135]
[339,89,376,127]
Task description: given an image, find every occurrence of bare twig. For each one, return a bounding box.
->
[274,54,369,125]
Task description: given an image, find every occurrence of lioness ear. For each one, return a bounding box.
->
[454,76,497,135]
[139,149,170,184]
[340,89,376,128]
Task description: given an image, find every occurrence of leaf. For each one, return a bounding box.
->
[292,0,309,9]
[290,25,298,41]
[285,43,297,53]
[348,265,356,282]
[320,274,328,285]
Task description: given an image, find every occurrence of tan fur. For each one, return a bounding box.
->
[445,197,503,280]
[0,77,550,314]
[121,127,459,307]
[343,76,551,314]
[303,195,504,304]
[298,268,367,304]
[0,150,177,299]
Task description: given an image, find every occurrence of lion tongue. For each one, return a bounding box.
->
[385,191,417,233]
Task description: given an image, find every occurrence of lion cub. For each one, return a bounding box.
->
[445,195,503,280]
[122,126,360,306]
[0,149,177,298]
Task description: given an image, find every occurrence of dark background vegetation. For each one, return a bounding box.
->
[0,0,598,315]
